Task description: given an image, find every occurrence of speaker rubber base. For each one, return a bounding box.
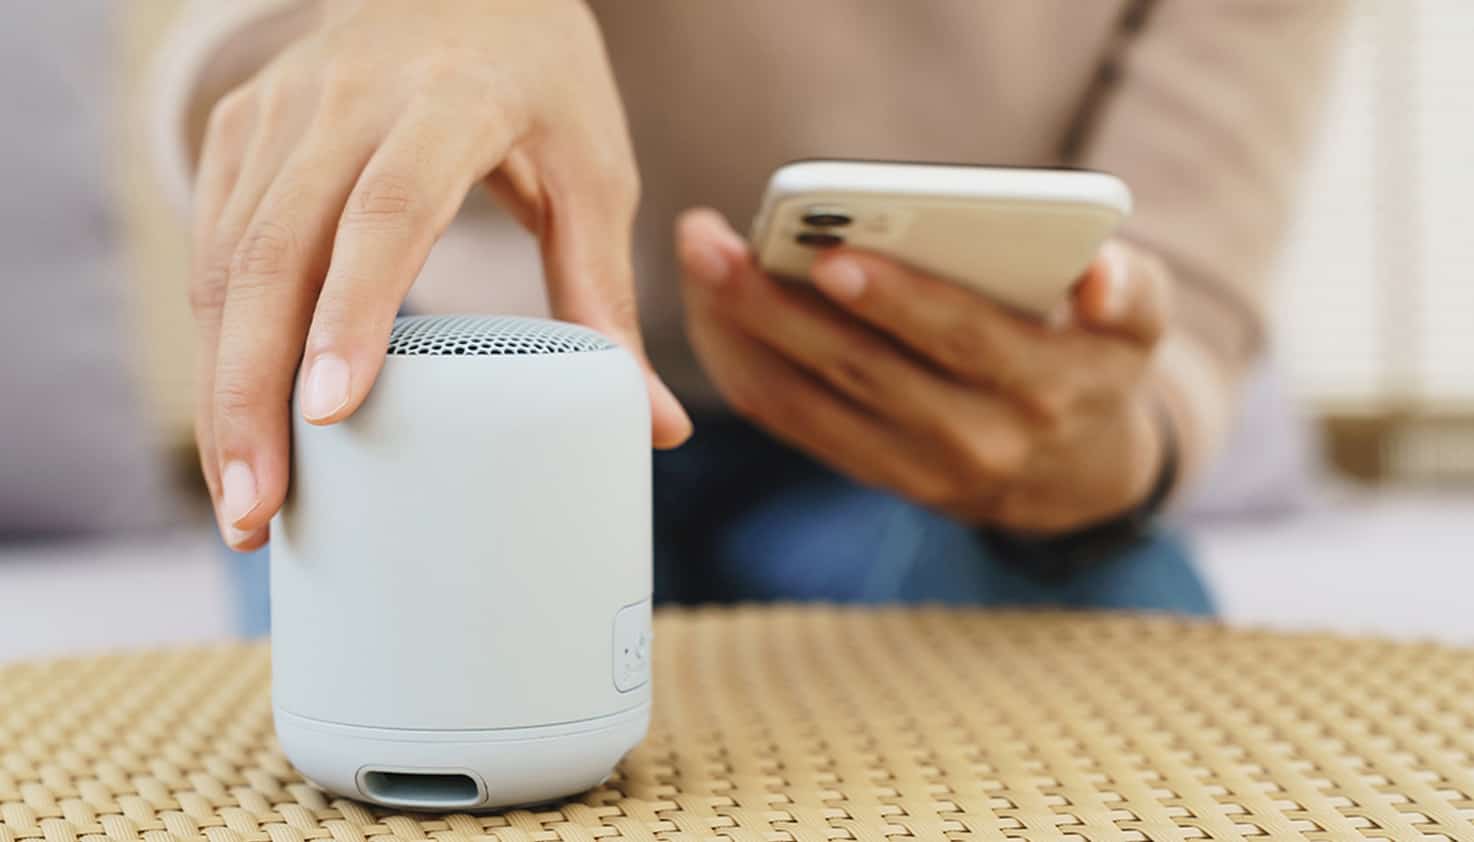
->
[273,702,651,811]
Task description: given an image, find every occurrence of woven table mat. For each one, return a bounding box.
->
[4,608,1474,842]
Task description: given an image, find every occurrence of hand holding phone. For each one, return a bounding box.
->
[675,160,1164,532]
[750,160,1132,315]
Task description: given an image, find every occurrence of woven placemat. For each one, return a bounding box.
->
[4,607,1474,842]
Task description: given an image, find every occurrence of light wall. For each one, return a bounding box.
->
[1272,1,1474,413]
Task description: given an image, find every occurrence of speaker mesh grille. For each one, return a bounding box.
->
[386,315,615,356]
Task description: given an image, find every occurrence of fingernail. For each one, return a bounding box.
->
[687,244,729,287]
[815,258,866,300]
[302,354,351,421]
[225,524,253,548]
[1100,242,1129,320]
[221,460,260,527]
[1045,303,1073,331]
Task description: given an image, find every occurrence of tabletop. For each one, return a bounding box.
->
[3,606,1474,842]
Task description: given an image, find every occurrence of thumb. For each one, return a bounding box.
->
[536,166,693,449]
[1074,240,1169,346]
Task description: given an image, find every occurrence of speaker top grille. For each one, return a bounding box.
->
[386,315,616,356]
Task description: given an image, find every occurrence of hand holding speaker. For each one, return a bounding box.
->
[188,0,690,551]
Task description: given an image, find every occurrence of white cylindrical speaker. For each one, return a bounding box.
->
[270,315,653,811]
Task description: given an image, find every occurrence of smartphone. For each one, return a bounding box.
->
[750,160,1131,316]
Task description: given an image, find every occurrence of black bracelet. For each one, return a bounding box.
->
[982,397,1180,581]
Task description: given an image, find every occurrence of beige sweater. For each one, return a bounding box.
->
[153,0,1346,485]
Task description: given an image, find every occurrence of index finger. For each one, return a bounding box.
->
[808,249,1077,389]
[208,131,370,536]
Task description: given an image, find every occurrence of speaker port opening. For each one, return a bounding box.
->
[359,770,482,809]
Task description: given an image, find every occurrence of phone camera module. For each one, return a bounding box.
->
[795,231,844,248]
[800,208,852,227]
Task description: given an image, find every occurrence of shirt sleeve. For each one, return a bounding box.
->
[1078,0,1348,371]
[148,0,316,215]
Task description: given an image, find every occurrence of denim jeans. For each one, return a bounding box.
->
[229,413,1212,635]
[651,413,1212,611]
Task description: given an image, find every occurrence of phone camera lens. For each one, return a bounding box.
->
[795,231,844,248]
[801,209,852,227]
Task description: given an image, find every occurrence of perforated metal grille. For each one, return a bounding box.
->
[385,315,615,356]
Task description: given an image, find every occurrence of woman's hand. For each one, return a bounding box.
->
[191,0,690,551]
[676,208,1171,534]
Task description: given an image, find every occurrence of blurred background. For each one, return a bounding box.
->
[2,1,1470,659]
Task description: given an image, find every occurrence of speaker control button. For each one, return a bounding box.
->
[612,600,652,692]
